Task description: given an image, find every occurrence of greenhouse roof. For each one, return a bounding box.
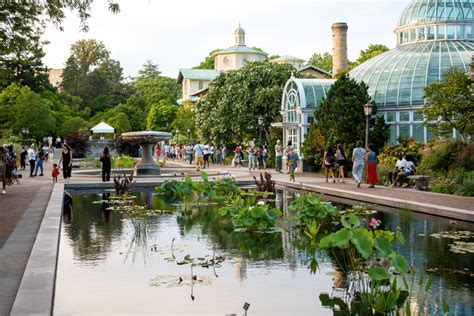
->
[397,0,473,29]
[214,45,268,56]
[349,40,473,107]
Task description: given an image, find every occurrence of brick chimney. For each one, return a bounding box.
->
[331,22,348,78]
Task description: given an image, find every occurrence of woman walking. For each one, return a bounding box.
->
[59,144,73,182]
[365,143,378,188]
[336,144,347,183]
[27,145,36,177]
[322,145,336,183]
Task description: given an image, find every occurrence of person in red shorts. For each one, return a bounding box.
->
[52,163,60,183]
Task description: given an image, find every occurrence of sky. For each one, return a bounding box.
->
[42,0,409,78]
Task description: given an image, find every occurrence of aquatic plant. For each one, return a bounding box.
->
[218,197,281,232]
[286,194,339,229]
[113,174,135,195]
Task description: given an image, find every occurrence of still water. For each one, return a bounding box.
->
[53,190,474,315]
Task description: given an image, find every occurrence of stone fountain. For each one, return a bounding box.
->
[121,131,172,176]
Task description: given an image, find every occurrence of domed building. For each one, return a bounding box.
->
[278,0,473,165]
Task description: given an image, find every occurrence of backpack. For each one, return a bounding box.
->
[327,152,335,164]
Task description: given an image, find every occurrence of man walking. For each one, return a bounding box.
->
[352,141,366,188]
[275,140,283,173]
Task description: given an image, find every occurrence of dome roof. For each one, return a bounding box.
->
[397,0,473,28]
[349,40,473,107]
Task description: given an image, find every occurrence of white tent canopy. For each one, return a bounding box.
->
[90,122,115,134]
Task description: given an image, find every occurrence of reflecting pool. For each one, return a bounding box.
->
[53,190,474,315]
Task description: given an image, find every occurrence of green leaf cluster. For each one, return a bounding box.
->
[195,61,293,144]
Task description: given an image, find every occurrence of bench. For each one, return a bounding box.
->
[407,175,431,191]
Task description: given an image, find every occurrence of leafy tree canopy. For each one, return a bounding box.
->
[194,61,293,144]
[137,60,161,80]
[349,44,389,70]
[307,52,333,73]
[422,67,473,143]
[0,1,119,93]
[193,49,221,69]
[314,73,388,153]
[61,39,132,114]
[171,102,197,143]
[146,99,178,132]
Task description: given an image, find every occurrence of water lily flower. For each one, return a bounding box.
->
[369,218,381,229]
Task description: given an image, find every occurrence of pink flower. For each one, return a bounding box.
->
[369,218,381,229]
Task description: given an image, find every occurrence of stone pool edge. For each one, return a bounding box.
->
[276,180,474,222]
[10,183,64,316]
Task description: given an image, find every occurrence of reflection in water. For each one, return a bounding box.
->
[56,190,474,315]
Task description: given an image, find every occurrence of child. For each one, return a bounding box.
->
[52,163,60,183]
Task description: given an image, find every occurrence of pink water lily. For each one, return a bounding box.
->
[369,218,381,229]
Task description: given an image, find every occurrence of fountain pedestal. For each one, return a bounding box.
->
[121,131,172,176]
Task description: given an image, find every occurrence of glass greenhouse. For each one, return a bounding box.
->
[278,0,473,158]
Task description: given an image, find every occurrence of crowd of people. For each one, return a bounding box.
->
[0,135,418,195]
[0,139,76,194]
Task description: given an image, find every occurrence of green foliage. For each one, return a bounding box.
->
[113,155,135,168]
[219,197,281,232]
[287,194,338,228]
[146,100,178,132]
[306,52,332,72]
[422,67,473,143]
[349,44,389,71]
[61,39,132,114]
[193,49,221,69]
[171,104,196,143]
[61,116,89,137]
[301,124,325,169]
[418,139,463,175]
[314,73,388,153]
[378,138,424,167]
[195,61,293,144]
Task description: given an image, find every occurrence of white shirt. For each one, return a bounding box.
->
[275,144,283,157]
[352,147,366,163]
[406,161,415,172]
[194,144,204,157]
[27,148,36,161]
[395,158,407,170]
[164,145,170,153]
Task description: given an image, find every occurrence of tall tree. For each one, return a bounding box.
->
[61,40,131,113]
[146,100,178,132]
[195,61,293,144]
[307,53,333,72]
[314,73,388,152]
[422,67,473,143]
[137,60,161,80]
[0,1,119,92]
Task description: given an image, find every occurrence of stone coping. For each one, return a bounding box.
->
[10,183,64,315]
[275,180,474,222]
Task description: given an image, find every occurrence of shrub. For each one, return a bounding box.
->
[377,164,393,186]
[419,140,460,176]
[301,124,325,171]
[113,155,135,168]
[378,138,424,167]
[64,133,89,158]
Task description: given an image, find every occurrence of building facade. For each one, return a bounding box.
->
[178,25,267,103]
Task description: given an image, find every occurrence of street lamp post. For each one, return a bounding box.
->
[258,115,264,146]
[363,103,374,149]
[187,128,191,145]
[21,127,30,146]
[176,129,179,144]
